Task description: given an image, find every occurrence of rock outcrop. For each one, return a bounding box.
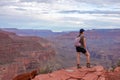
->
[33,66,106,80]
[33,66,120,80]
[13,70,37,80]
[105,67,120,80]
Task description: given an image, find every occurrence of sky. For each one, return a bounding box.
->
[0,0,120,32]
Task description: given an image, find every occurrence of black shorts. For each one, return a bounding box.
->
[76,46,86,54]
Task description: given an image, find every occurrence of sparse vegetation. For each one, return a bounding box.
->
[117,60,120,67]
[110,60,120,72]
[37,58,62,74]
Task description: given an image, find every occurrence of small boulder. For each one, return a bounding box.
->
[114,67,120,72]
[93,66,104,72]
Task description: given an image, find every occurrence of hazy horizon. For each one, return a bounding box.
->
[0,28,120,32]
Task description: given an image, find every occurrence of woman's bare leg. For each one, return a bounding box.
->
[77,52,80,64]
[85,50,91,67]
[77,52,81,68]
[85,50,90,63]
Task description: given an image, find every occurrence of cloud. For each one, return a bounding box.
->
[20,0,52,3]
[0,0,120,31]
[75,0,120,5]
[59,10,120,14]
[0,0,19,6]
[19,0,120,4]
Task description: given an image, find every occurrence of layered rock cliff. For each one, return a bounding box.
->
[0,30,56,80]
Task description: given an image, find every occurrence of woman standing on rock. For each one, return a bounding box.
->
[74,29,91,68]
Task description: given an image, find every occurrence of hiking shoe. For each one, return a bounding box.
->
[86,63,91,68]
[77,64,81,69]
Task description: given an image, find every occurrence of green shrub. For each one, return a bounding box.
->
[117,60,120,67]
[37,58,62,74]
[39,65,52,74]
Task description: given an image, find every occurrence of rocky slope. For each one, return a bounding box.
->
[0,30,56,80]
[33,66,120,80]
